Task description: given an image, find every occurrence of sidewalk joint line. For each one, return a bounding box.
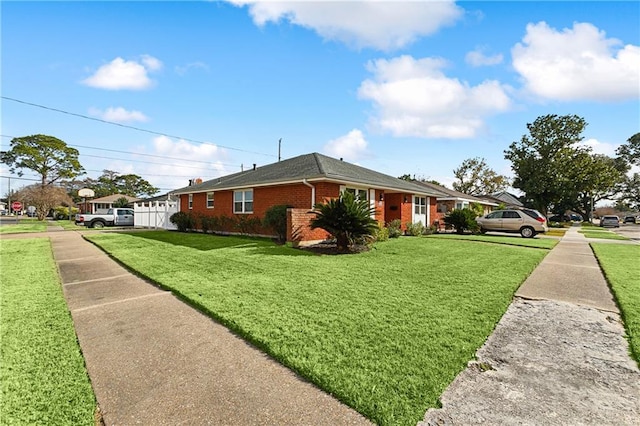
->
[542,261,601,270]
[72,292,171,313]
[63,274,131,286]
[57,256,104,263]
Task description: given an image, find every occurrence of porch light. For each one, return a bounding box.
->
[404,196,408,203]
[379,193,384,201]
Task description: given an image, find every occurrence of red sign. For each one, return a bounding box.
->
[11,201,22,211]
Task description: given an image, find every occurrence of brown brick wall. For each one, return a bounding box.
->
[286,208,330,245]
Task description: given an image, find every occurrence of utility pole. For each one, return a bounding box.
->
[278,138,282,162]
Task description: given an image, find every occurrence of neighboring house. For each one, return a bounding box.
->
[171,152,442,245]
[412,181,498,226]
[479,191,524,209]
[85,194,141,214]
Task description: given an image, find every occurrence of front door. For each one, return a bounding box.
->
[413,196,427,226]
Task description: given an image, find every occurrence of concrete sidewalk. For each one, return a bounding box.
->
[46,231,370,425]
[421,225,640,425]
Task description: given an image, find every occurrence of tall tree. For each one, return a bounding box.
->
[619,173,640,210]
[91,170,159,198]
[1,134,84,185]
[452,157,509,195]
[504,114,588,216]
[565,152,628,220]
[616,132,640,167]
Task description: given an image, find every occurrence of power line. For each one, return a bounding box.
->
[1,134,244,170]
[80,153,239,172]
[1,96,277,158]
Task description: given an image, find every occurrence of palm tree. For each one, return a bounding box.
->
[310,191,378,253]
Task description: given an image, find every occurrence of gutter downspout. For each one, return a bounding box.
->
[302,179,316,209]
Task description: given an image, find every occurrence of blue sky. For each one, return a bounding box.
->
[2,1,638,196]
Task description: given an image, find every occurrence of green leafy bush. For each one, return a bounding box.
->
[236,216,262,235]
[444,208,479,234]
[388,219,403,238]
[53,206,79,220]
[263,205,290,242]
[170,211,195,232]
[405,222,425,236]
[374,222,389,242]
[112,197,130,208]
[198,214,215,234]
[310,191,378,253]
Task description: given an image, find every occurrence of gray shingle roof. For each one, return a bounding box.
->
[172,152,440,196]
[413,181,498,205]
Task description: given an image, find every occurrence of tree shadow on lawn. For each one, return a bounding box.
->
[122,230,314,256]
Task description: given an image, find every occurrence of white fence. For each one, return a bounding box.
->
[134,200,178,230]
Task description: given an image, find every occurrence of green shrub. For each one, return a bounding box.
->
[215,215,236,233]
[263,205,290,242]
[374,222,389,242]
[423,225,436,235]
[405,222,425,236]
[112,197,130,208]
[388,219,403,238]
[198,215,215,234]
[310,191,378,253]
[170,211,195,232]
[53,206,79,220]
[236,216,262,235]
[444,208,479,234]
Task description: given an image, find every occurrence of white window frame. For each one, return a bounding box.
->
[206,192,214,209]
[188,194,193,209]
[414,196,427,216]
[233,189,253,214]
[340,185,368,201]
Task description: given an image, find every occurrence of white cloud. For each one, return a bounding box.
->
[175,61,210,76]
[323,129,370,161]
[82,55,163,90]
[580,138,618,156]
[227,1,462,50]
[142,136,229,191]
[512,22,640,101]
[358,55,512,139]
[88,107,149,123]
[465,47,503,67]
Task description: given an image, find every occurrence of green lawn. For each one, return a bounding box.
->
[579,228,628,240]
[591,243,640,364]
[86,231,550,425]
[427,233,558,249]
[0,221,47,234]
[0,238,96,424]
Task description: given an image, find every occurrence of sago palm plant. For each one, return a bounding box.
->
[310,190,378,253]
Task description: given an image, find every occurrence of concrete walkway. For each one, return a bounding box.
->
[44,231,370,425]
[421,225,640,425]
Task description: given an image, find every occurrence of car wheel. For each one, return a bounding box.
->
[92,221,105,229]
[480,227,487,234]
[520,226,535,238]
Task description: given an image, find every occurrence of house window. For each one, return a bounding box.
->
[344,187,368,200]
[188,194,193,209]
[206,192,214,209]
[234,189,253,214]
[437,203,448,213]
[414,196,426,215]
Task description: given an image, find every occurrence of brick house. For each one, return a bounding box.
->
[411,181,498,228]
[171,152,441,244]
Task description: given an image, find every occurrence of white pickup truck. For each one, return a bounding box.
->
[75,208,135,228]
